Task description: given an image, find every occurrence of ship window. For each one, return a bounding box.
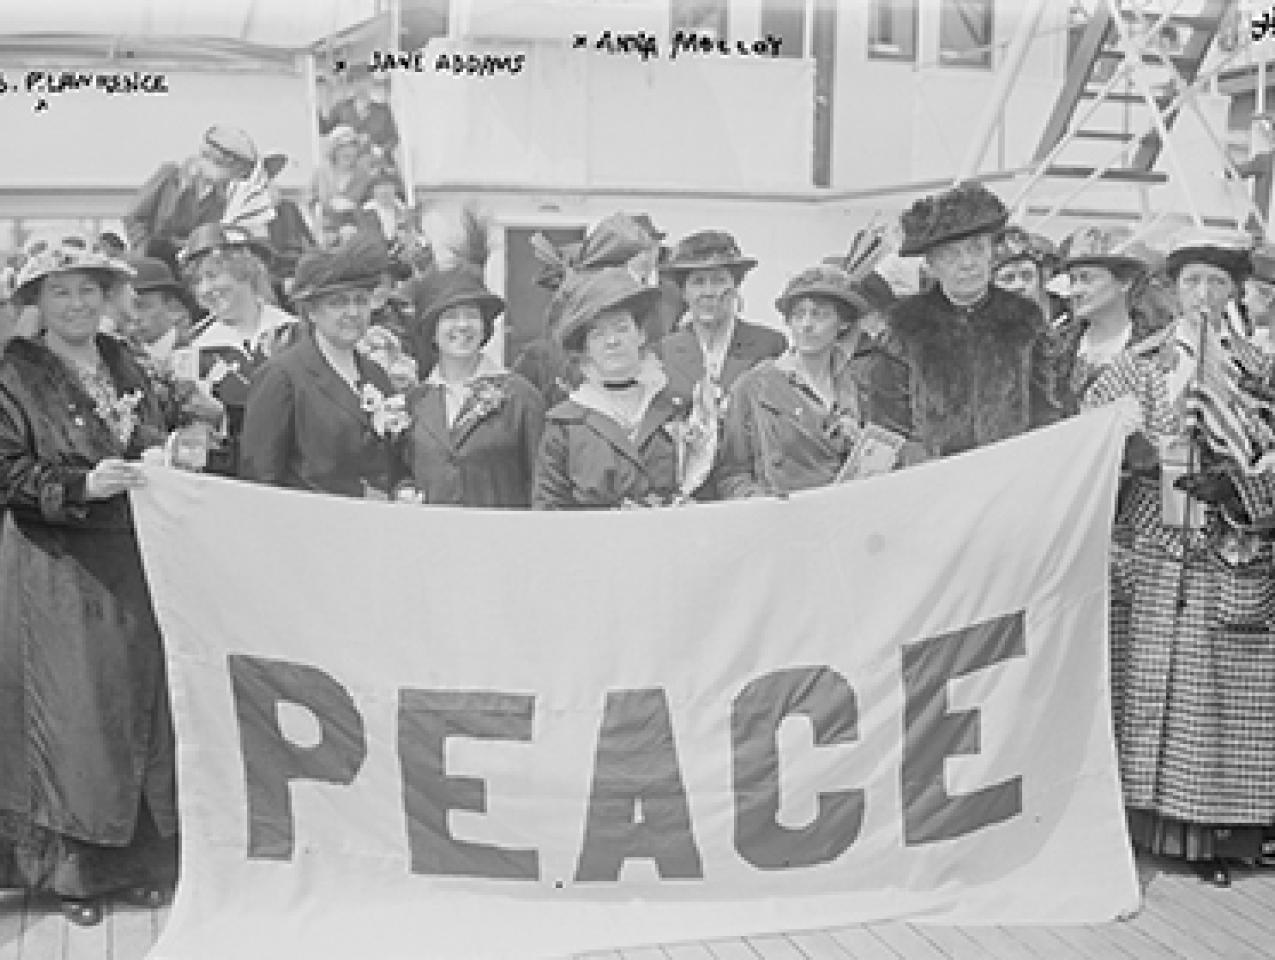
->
[939,0,994,68]
[867,0,918,62]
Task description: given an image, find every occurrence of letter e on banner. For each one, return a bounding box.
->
[900,611,1026,845]
[398,690,539,879]
[227,655,367,860]
[731,666,863,870]
[575,689,704,882]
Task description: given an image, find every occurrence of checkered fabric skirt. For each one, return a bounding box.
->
[1115,480,1275,825]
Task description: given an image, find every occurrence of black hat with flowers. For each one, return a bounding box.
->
[659,230,758,282]
[552,267,662,352]
[775,264,874,323]
[291,230,390,302]
[899,182,1009,257]
[411,264,505,345]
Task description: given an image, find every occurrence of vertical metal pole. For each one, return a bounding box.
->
[953,0,1050,181]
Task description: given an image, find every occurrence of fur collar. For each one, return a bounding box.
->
[888,285,1042,347]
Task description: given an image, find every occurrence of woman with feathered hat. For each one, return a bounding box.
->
[991,225,1062,324]
[239,232,399,498]
[715,264,919,497]
[881,182,1068,457]
[1082,228,1275,886]
[533,267,711,509]
[403,265,545,507]
[0,239,178,925]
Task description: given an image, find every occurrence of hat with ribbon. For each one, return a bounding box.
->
[552,267,663,352]
[775,264,874,322]
[533,213,665,291]
[1165,227,1253,284]
[1059,225,1155,275]
[291,230,390,302]
[898,182,1009,257]
[659,230,758,281]
[993,226,1061,272]
[13,234,134,305]
[177,222,275,272]
[411,264,505,346]
[201,125,258,176]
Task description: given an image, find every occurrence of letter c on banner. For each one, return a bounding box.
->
[731,666,863,870]
[900,610,1027,845]
[227,655,367,860]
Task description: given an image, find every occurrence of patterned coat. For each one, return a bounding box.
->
[0,335,176,849]
[405,371,545,508]
[878,286,1067,457]
[1082,322,1275,826]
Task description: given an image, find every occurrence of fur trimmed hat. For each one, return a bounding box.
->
[899,182,1009,257]
[1165,228,1253,284]
[775,264,873,322]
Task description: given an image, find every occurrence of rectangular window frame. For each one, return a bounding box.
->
[867,0,919,63]
[938,0,995,70]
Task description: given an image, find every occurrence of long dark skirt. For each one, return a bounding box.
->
[0,512,178,898]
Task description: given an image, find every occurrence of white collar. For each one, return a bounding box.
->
[571,352,667,432]
[425,352,505,388]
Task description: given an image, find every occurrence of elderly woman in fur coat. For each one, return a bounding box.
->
[875,182,1069,457]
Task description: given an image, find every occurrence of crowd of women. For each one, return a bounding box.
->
[1,171,1274,926]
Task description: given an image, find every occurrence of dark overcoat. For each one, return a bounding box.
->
[0,335,176,847]
[405,372,545,508]
[654,319,786,404]
[238,331,396,498]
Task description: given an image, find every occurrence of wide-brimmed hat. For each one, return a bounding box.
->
[659,230,758,280]
[899,182,1009,257]
[1165,227,1252,284]
[201,125,258,176]
[177,222,275,271]
[552,267,663,352]
[412,264,504,334]
[1059,225,1153,275]
[128,256,201,315]
[1250,244,1275,285]
[993,226,1060,272]
[775,264,873,322]
[13,235,134,304]
[291,230,390,302]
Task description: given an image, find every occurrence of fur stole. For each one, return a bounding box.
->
[883,286,1048,456]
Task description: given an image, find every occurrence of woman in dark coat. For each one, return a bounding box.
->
[404,265,544,507]
[0,241,176,926]
[533,267,710,509]
[716,265,919,498]
[239,233,397,498]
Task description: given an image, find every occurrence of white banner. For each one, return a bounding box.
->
[131,405,1139,960]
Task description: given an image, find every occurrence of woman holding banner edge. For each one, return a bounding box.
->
[1082,229,1275,887]
[0,239,178,926]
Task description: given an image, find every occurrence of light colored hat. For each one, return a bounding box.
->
[325,125,361,159]
[13,234,134,303]
[201,125,258,174]
[1165,227,1252,282]
[1059,225,1156,274]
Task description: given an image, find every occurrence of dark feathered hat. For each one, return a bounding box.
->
[551,267,662,352]
[993,226,1060,272]
[532,213,664,291]
[898,182,1009,257]
[291,230,390,302]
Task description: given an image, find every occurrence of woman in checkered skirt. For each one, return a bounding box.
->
[1082,230,1275,887]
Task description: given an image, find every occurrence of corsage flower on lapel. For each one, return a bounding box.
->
[451,376,508,436]
[95,389,146,447]
[360,382,412,438]
[664,374,718,498]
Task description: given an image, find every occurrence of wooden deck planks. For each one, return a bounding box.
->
[744,935,805,960]
[824,926,903,960]
[783,930,854,960]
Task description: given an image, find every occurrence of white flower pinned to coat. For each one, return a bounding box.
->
[95,389,145,447]
[360,383,412,438]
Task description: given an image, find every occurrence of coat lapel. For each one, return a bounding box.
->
[299,336,368,432]
[723,324,760,387]
[413,384,453,452]
[581,408,645,470]
[755,374,838,456]
[632,390,676,452]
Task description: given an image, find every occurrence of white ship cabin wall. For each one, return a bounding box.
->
[406,0,1079,353]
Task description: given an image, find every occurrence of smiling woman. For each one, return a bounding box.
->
[0,239,177,927]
